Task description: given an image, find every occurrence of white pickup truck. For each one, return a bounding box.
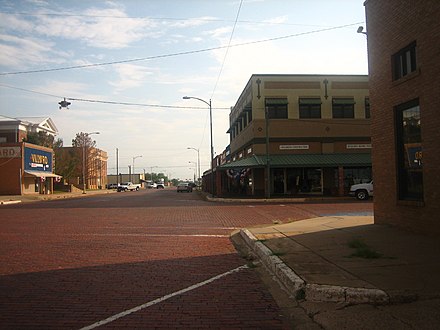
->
[147,181,165,189]
[117,182,141,192]
[349,181,373,200]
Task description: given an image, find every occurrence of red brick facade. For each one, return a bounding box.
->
[365,0,440,235]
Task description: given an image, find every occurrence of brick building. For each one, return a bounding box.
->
[0,142,61,195]
[0,115,58,143]
[365,0,440,235]
[0,116,60,195]
[57,146,108,190]
[217,74,371,198]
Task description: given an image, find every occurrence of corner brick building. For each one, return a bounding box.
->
[365,0,440,235]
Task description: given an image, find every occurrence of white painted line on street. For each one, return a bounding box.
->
[83,233,230,238]
[79,264,248,330]
[102,226,241,230]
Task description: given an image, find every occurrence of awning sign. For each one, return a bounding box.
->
[24,147,52,172]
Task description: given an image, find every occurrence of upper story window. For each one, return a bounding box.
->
[332,97,355,118]
[265,98,288,119]
[247,108,252,123]
[395,98,423,201]
[365,97,370,119]
[392,41,417,81]
[299,98,321,118]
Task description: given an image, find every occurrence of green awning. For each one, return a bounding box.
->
[219,153,371,169]
[265,98,288,105]
[299,98,322,105]
[332,98,355,105]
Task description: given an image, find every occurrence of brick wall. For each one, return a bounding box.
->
[366,0,440,235]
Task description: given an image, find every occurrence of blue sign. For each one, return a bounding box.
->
[24,147,53,172]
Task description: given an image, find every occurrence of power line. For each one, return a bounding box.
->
[0,22,364,76]
[210,0,243,100]
[0,83,230,110]
[0,10,333,28]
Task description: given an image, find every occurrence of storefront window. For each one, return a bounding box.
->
[395,99,423,201]
[344,167,372,188]
[285,168,322,194]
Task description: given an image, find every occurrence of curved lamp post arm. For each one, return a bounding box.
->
[182,96,215,196]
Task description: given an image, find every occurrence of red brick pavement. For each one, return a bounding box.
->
[0,189,372,328]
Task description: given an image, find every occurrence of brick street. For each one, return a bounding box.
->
[0,189,372,329]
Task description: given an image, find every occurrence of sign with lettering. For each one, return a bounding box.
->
[346,144,372,149]
[0,146,21,158]
[24,147,53,172]
[279,145,309,150]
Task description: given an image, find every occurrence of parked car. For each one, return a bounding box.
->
[106,183,119,189]
[349,181,373,200]
[117,182,141,192]
[177,182,193,193]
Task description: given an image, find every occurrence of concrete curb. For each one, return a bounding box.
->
[0,200,22,205]
[207,195,353,204]
[239,228,390,305]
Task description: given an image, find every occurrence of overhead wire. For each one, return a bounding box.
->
[0,21,364,76]
[0,10,335,28]
[0,83,230,110]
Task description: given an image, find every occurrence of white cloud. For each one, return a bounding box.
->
[109,63,154,92]
[203,26,233,39]
[33,8,156,49]
[0,34,69,69]
[167,16,217,28]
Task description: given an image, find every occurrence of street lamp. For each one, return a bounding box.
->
[150,166,158,182]
[82,132,100,194]
[187,147,200,184]
[183,96,214,196]
[188,161,197,182]
[132,155,142,182]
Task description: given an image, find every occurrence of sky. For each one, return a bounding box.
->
[0,0,368,181]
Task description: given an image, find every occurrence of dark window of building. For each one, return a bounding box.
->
[395,99,423,201]
[392,41,417,80]
[265,98,288,119]
[332,97,355,118]
[247,108,252,123]
[299,98,321,118]
[365,97,370,118]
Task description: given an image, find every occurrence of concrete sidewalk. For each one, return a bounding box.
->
[0,189,117,204]
[240,216,440,305]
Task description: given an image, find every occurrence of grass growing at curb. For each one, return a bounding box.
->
[295,288,306,300]
[348,239,383,259]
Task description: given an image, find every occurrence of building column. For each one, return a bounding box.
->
[338,166,345,196]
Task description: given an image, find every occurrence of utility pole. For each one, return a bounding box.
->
[116,148,119,184]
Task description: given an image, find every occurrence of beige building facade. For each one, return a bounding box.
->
[218,74,371,197]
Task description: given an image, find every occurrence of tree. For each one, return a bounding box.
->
[24,131,55,148]
[72,132,99,189]
[72,132,97,149]
[53,138,79,182]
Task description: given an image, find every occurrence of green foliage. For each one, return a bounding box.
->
[54,147,80,180]
[72,132,96,148]
[348,239,383,259]
[24,131,54,148]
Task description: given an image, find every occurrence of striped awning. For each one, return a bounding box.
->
[24,170,62,178]
[219,153,371,169]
